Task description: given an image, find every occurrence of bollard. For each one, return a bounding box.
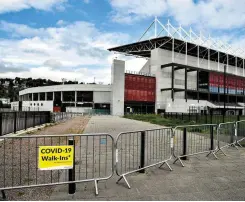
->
[139,131,145,173]
[181,128,187,160]
[68,139,76,194]
[33,111,36,127]
[205,111,207,124]
[24,112,27,130]
[0,113,2,136]
[1,190,6,200]
[210,126,214,150]
[14,112,17,134]
[230,124,234,144]
[39,112,42,125]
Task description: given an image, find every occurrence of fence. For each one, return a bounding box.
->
[173,124,218,167]
[51,112,83,123]
[163,112,244,124]
[0,133,114,196]
[0,112,50,136]
[115,128,173,188]
[216,122,237,155]
[0,108,12,112]
[1,121,245,198]
[236,120,245,147]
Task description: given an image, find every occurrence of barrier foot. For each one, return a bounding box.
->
[1,191,6,201]
[206,151,211,157]
[173,157,185,167]
[237,142,243,148]
[159,162,173,171]
[215,148,226,156]
[212,151,218,159]
[116,176,123,184]
[94,180,99,196]
[206,151,218,159]
[230,143,239,150]
[117,175,131,189]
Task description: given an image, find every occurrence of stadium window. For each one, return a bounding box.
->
[41,103,43,106]
[37,103,39,106]
[47,92,53,100]
[34,103,36,106]
[40,92,45,101]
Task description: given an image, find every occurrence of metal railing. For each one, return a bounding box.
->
[115,128,173,189]
[216,122,237,155]
[163,112,244,124]
[51,112,83,123]
[1,120,245,198]
[236,120,245,147]
[0,112,50,136]
[173,124,218,167]
[0,133,114,196]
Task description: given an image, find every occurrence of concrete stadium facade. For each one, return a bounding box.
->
[11,19,245,116]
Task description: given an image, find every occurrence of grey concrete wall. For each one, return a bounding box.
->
[111,59,125,116]
[139,59,151,73]
[150,48,243,112]
[93,91,111,103]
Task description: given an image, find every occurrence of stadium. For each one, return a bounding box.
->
[12,19,245,116]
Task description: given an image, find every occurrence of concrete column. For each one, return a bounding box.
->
[111,59,125,116]
[75,91,77,107]
[171,65,174,101]
[32,93,34,101]
[172,38,175,62]
[185,67,187,102]
[38,93,40,101]
[218,52,220,71]
[53,92,54,101]
[61,91,63,102]
[208,49,210,70]
[45,92,47,101]
[197,70,199,103]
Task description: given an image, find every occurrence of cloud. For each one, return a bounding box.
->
[0,20,130,83]
[43,59,63,69]
[110,0,167,24]
[109,0,245,30]
[56,20,68,26]
[0,60,24,73]
[0,66,111,84]
[0,0,67,14]
[83,0,90,3]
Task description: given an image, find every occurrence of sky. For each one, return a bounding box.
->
[1,0,245,84]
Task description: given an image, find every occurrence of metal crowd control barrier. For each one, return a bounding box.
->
[216,122,237,155]
[0,133,114,197]
[115,128,173,189]
[235,120,245,147]
[173,124,218,167]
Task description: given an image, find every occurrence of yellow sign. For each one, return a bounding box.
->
[38,146,74,170]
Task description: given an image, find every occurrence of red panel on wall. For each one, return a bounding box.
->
[125,74,156,102]
[53,106,61,112]
[210,72,245,89]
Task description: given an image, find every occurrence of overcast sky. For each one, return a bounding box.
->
[0,0,245,84]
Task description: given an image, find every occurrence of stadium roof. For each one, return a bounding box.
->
[108,18,245,68]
